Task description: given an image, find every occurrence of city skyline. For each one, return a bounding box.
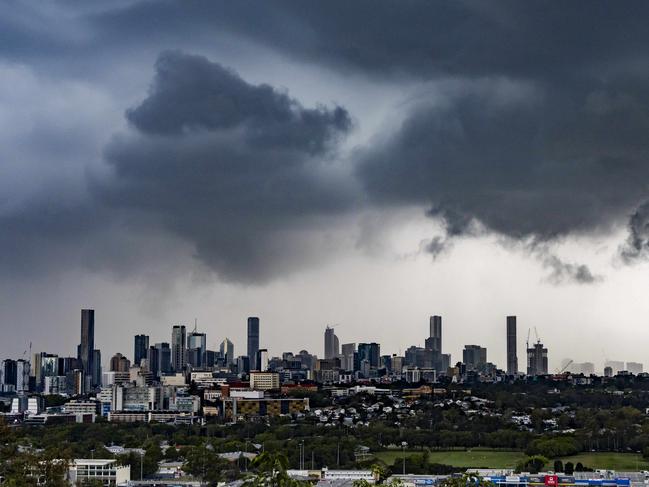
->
[1,307,643,375]
[3,2,649,370]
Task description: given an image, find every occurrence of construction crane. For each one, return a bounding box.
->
[556,359,573,374]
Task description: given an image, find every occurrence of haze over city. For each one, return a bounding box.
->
[3,1,649,370]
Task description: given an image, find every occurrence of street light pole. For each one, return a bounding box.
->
[401,441,407,475]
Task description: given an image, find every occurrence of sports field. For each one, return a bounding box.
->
[556,452,649,471]
[374,449,525,468]
[373,450,649,470]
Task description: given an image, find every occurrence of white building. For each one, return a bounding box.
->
[250,372,280,390]
[68,459,130,486]
[322,468,375,483]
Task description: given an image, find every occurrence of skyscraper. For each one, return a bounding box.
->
[92,349,101,387]
[110,353,131,372]
[171,325,186,372]
[324,326,340,359]
[341,343,356,371]
[155,342,172,375]
[358,343,380,368]
[220,338,234,365]
[527,341,548,376]
[506,316,518,375]
[16,359,30,394]
[187,331,207,367]
[257,349,269,371]
[78,309,95,388]
[247,317,260,371]
[463,345,487,372]
[134,334,149,367]
[428,315,442,352]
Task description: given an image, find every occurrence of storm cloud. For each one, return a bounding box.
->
[3,1,649,286]
[97,51,354,282]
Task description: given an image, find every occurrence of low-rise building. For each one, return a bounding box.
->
[250,372,280,391]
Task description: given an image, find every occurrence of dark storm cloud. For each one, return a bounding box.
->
[96,51,354,282]
[358,79,649,242]
[620,201,649,263]
[3,1,649,284]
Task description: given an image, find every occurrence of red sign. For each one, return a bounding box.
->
[545,475,559,486]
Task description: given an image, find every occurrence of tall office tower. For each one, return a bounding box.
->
[134,335,149,367]
[358,343,381,368]
[58,357,80,376]
[324,326,340,359]
[1,359,17,390]
[41,354,58,377]
[92,350,101,387]
[237,355,250,374]
[79,309,95,386]
[110,353,131,372]
[187,331,207,367]
[247,317,260,371]
[341,343,356,371]
[16,359,30,393]
[527,341,548,376]
[220,338,234,365]
[463,345,487,372]
[257,349,269,371]
[428,315,442,352]
[155,342,172,375]
[31,353,43,388]
[171,325,187,372]
[146,346,160,378]
[506,316,518,375]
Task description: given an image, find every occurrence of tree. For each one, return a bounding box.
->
[244,452,309,487]
[183,445,238,485]
[437,473,494,487]
[515,456,548,474]
[553,460,564,473]
[564,462,574,475]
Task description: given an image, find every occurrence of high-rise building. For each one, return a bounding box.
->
[171,325,187,372]
[134,335,149,367]
[78,309,95,387]
[506,316,518,375]
[358,343,380,368]
[1,359,17,392]
[324,326,340,359]
[155,342,172,375]
[257,349,269,371]
[428,315,442,352]
[110,353,131,372]
[31,353,43,388]
[16,359,30,393]
[237,355,250,374]
[463,345,487,372]
[187,331,207,367]
[341,343,356,371]
[247,317,260,371]
[92,349,102,388]
[40,354,59,383]
[220,338,234,365]
[147,346,159,378]
[527,341,548,376]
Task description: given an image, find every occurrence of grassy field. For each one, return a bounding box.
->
[373,450,649,470]
[556,452,649,471]
[374,449,525,468]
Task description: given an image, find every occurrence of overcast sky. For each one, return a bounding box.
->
[2,1,649,372]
